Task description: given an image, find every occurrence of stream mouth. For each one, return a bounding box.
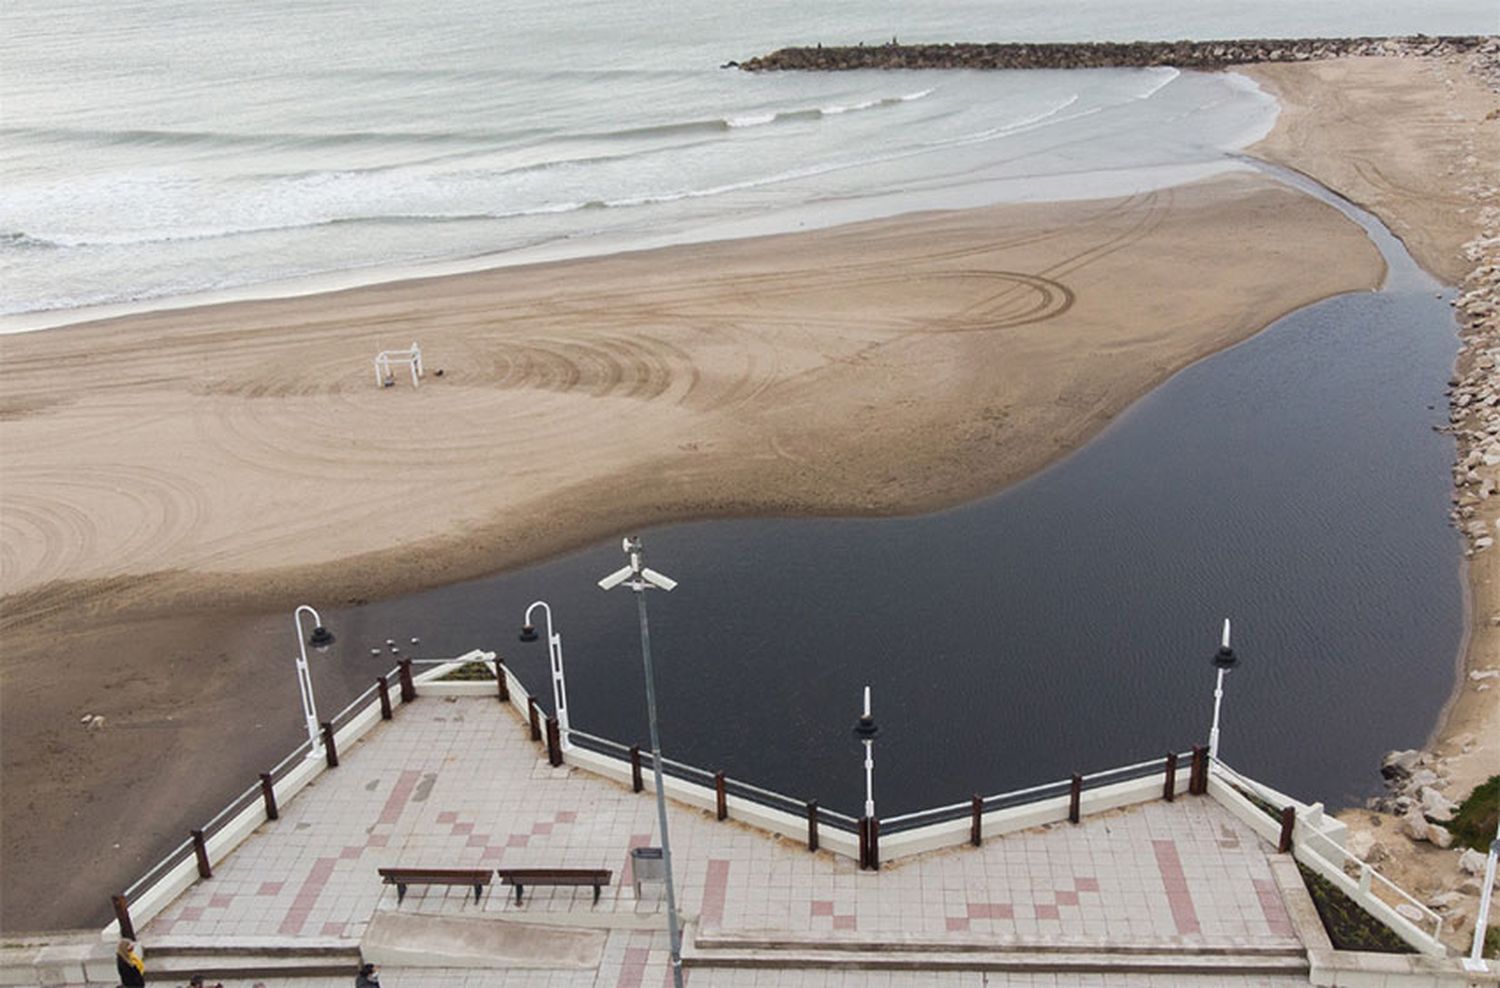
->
[325,168,1462,816]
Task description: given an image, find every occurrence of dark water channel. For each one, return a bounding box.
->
[325,165,1463,816]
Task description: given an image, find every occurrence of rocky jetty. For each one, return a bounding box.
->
[739,36,1493,73]
[1444,190,1500,562]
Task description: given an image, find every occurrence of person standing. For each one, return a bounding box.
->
[355,962,380,987]
[116,938,145,987]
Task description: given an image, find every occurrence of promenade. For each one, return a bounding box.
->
[111,693,1314,986]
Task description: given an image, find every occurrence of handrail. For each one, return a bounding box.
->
[567,729,855,826]
[881,752,1186,834]
[118,668,401,906]
[1211,759,1443,942]
[122,836,194,901]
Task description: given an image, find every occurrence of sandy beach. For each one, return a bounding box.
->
[2,51,1496,934]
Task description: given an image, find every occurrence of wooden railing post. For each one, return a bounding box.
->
[868,817,880,871]
[1189,745,1208,795]
[321,722,339,768]
[1278,806,1296,853]
[259,772,279,820]
[970,794,983,846]
[527,697,542,741]
[397,659,416,702]
[111,894,136,940]
[714,772,727,821]
[191,829,212,879]
[1068,773,1082,824]
[495,660,510,702]
[806,801,819,852]
[630,745,643,792]
[545,716,563,767]
[376,675,393,720]
[1163,752,1178,802]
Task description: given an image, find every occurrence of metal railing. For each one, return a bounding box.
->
[1212,759,1443,943]
[119,663,403,907]
[567,728,849,827]
[880,752,1187,834]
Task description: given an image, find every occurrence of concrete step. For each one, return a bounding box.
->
[142,937,361,980]
[694,929,1305,957]
[684,929,1309,975]
[681,945,1310,975]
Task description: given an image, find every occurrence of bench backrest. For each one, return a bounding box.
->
[495,868,611,881]
[379,867,491,882]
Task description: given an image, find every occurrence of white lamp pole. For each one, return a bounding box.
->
[856,686,877,818]
[1207,618,1237,762]
[1466,831,1500,973]
[292,605,336,756]
[521,600,572,750]
[599,537,684,988]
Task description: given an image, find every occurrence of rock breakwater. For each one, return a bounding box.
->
[739,36,1493,72]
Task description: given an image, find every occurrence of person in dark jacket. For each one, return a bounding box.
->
[116,938,146,986]
[355,962,380,987]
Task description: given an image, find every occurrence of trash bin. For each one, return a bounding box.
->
[630,846,665,897]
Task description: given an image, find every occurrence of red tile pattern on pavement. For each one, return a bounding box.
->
[1152,839,1201,935]
[1254,877,1294,936]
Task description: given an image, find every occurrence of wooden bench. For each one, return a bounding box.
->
[495,868,612,904]
[378,867,493,904]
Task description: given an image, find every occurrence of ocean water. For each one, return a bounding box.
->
[1,0,1494,325]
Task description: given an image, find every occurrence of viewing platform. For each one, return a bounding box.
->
[11,654,1486,988]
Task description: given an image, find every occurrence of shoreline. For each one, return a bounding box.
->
[0,52,1492,933]
[1243,51,1500,950]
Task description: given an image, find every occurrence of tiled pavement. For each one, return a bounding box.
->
[136,695,1308,986]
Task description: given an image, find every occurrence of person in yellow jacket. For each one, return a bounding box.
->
[116,938,145,987]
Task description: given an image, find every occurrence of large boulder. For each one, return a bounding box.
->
[1419,786,1458,822]
[1401,808,1430,842]
[1381,749,1422,780]
[1459,847,1491,875]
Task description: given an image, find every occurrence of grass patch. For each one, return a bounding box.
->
[1296,862,1416,954]
[1447,774,1499,853]
[1486,925,1500,960]
[1234,783,1283,823]
[439,660,496,681]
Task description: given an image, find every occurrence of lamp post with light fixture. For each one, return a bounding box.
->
[519,600,571,751]
[598,536,684,988]
[1207,618,1237,762]
[292,604,335,756]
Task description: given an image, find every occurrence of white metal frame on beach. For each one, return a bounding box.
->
[373,341,422,388]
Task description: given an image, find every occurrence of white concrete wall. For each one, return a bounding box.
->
[1205,770,1445,959]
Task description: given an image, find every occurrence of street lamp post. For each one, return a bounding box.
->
[292,605,336,756]
[1465,829,1500,973]
[854,686,879,818]
[853,686,880,870]
[520,600,572,750]
[1207,618,1237,762]
[598,537,683,988]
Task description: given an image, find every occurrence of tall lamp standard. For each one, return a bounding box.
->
[598,536,684,988]
[1207,618,1237,762]
[853,686,880,869]
[519,600,572,751]
[854,686,879,818]
[292,605,336,756]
